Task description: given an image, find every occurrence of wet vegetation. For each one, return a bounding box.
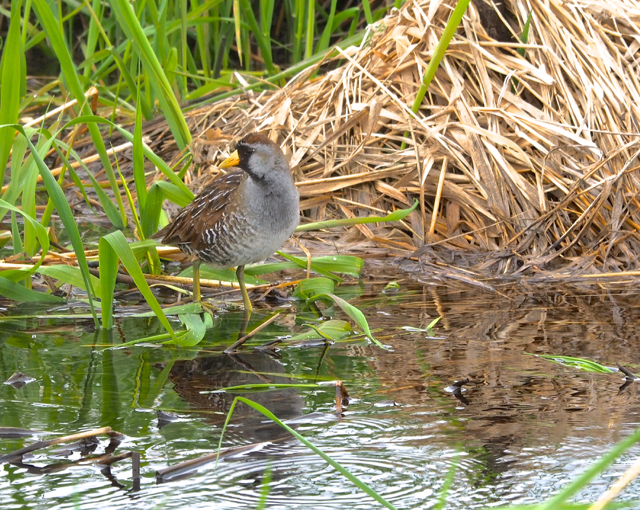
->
[2,0,640,508]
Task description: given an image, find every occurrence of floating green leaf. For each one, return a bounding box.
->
[288,320,352,343]
[292,277,335,300]
[537,354,614,374]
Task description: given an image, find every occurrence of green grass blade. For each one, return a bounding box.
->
[108,0,192,149]
[133,88,147,212]
[237,0,275,74]
[361,0,373,25]
[538,427,640,510]
[32,0,127,227]
[52,142,122,227]
[296,200,418,232]
[316,0,337,54]
[0,0,24,183]
[38,265,102,296]
[518,10,533,58]
[2,125,100,326]
[411,0,470,114]
[99,230,178,340]
[62,115,194,201]
[0,198,50,273]
[305,0,315,60]
[0,274,63,303]
[222,397,398,510]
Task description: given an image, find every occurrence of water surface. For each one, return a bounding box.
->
[1,271,640,509]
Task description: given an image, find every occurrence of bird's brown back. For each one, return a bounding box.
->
[153,169,246,249]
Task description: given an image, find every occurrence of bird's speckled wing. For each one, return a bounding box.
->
[153,170,246,250]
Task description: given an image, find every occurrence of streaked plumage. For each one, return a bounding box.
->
[154,133,300,310]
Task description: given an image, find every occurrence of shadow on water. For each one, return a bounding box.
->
[2,273,640,508]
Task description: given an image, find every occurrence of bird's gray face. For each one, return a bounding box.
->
[238,141,288,181]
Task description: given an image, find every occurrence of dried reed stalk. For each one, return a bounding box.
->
[80,0,640,276]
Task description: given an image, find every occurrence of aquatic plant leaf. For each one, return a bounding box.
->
[296,201,419,232]
[246,255,363,278]
[218,397,397,510]
[108,0,191,149]
[99,230,178,341]
[32,0,126,226]
[0,126,99,325]
[133,304,203,317]
[179,265,265,285]
[276,251,343,281]
[537,427,640,510]
[321,293,383,348]
[382,281,401,294]
[38,265,102,297]
[0,0,24,183]
[288,320,353,343]
[209,383,324,393]
[537,354,614,374]
[0,275,62,303]
[292,277,335,300]
[171,313,208,347]
[401,317,441,333]
[0,199,49,274]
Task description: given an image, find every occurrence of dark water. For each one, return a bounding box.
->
[1,271,640,509]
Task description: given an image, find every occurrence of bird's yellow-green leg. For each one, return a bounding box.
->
[236,265,253,313]
[192,259,201,302]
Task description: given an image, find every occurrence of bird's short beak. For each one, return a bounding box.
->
[219,150,240,169]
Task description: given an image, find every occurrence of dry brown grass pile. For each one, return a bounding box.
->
[148,0,640,277]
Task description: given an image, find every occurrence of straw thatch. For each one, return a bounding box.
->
[135,0,640,276]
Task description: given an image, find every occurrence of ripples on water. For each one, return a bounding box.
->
[2,272,640,508]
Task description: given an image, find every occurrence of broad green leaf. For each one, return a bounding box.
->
[276,251,343,281]
[292,277,335,300]
[313,292,383,348]
[288,320,352,343]
[179,265,266,285]
[171,313,211,347]
[134,303,203,317]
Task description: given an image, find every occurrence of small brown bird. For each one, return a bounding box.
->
[154,133,300,311]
